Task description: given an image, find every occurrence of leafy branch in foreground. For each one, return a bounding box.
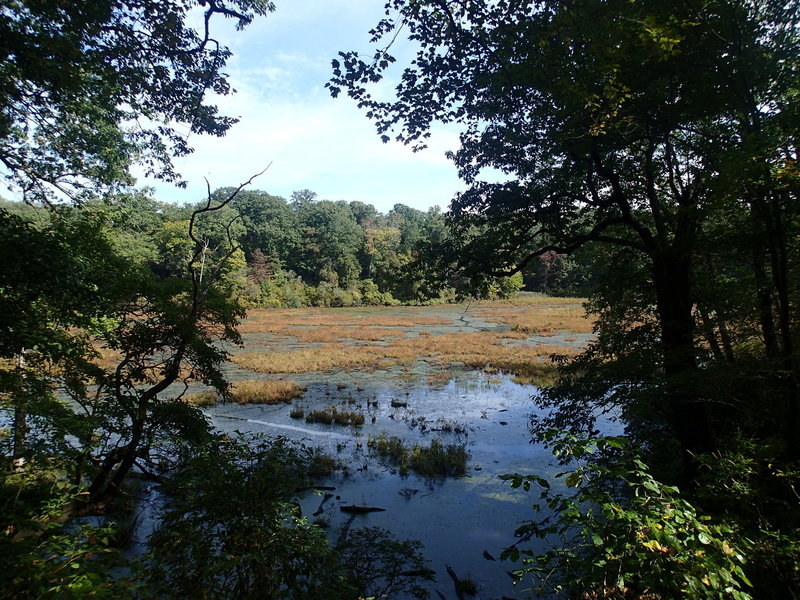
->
[500,432,752,600]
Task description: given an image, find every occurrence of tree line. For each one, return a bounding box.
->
[2,189,571,309]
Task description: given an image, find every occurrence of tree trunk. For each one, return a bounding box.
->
[751,219,779,359]
[12,350,27,463]
[652,253,714,477]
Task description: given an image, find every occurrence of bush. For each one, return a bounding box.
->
[500,431,753,600]
[337,527,434,599]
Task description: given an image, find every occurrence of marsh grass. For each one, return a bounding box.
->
[181,380,306,406]
[308,451,342,477]
[232,332,577,384]
[498,330,529,340]
[233,299,586,386]
[368,433,468,478]
[283,327,401,343]
[305,406,365,426]
[182,391,217,407]
[241,307,449,332]
[232,345,416,373]
[426,370,452,387]
[476,304,593,334]
[478,294,585,306]
[230,379,306,404]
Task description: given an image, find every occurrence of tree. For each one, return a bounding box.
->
[294,199,366,288]
[0,0,273,202]
[330,0,800,469]
[232,188,301,266]
[83,181,255,508]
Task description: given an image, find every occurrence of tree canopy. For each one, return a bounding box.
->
[0,0,273,202]
[330,0,800,465]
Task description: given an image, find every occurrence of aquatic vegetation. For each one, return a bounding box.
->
[308,451,342,477]
[240,306,449,332]
[283,326,401,343]
[232,344,416,373]
[289,407,305,419]
[426,370,452,387]
[368,434,468,478]
[477,303,593,334]
[182,391,217,406]
[232,332,575,384]
[230,379,307,404]
[305,406,365,426]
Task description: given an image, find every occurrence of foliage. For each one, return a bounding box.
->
[330,0,800,471]
[0,462,129,600]
[693,439,800,598]
[500,432,753,600]
[4,520,128,600]
[0,0,273,201]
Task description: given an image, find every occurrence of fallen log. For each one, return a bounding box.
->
[340,505,386,514]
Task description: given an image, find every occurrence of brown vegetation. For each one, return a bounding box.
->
[241,307,449,331]
[475,303,593,335]
[229,379,307,404]
[232,331,577,383]
[180,380,307,406]
[282,327,401,343]
[231,299,588,385]
[182,391,217,407]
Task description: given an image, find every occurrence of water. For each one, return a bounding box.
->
[202,372,563,599]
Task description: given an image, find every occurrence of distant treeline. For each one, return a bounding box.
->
[1,190,594,307]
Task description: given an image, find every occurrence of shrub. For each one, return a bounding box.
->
[137,436,354,599]
[337,527,434,599]
[500,432,753,600]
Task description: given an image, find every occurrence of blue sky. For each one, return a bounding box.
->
[138,0,465,213]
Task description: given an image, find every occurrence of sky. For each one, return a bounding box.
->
[136,0,466,214]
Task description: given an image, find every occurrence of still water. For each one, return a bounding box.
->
[199,372,563,600]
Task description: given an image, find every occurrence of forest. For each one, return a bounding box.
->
[1,189,552,310]
[1,0,799,599]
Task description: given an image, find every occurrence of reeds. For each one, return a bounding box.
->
[232,345,414,373]
[232,333,576,383]
[181,380,307,406]
[282,327,401,343]
[182,391,217,406]
[241,307,449,332]
[305,406,365,426]
[368,433,468,478]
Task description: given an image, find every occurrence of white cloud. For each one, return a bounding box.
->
[140,72,464,213]
[139,6,467,215]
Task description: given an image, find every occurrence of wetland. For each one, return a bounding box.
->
[176,295,596,599]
